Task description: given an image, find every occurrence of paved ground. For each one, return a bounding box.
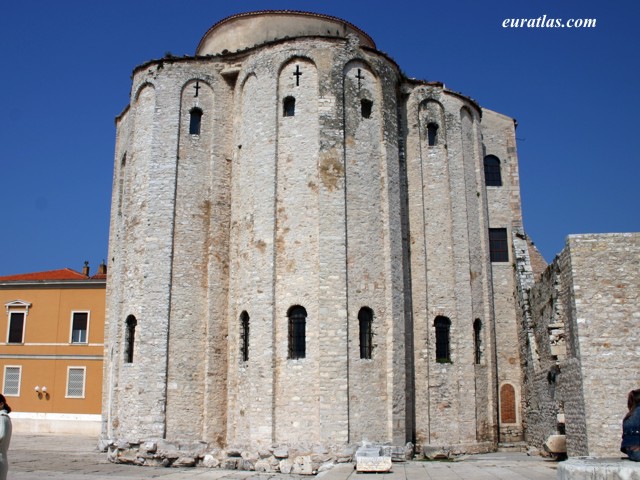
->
[10,433,559,480]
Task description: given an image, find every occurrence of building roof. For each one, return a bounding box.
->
[0,268,107,286]
[196,10,376,56]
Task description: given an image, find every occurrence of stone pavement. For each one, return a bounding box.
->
[10,433,559,480]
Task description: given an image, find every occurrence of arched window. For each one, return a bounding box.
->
[240,311,250,362]
[189,107,203,135]
[361,99,373,119]
[124,315,137,364]
[484,155,502,186]
[358,307,373,359]
[473,319,482,364]
[288,306,307,359]
[427,122,439,146]
[283,96,296,117]
[500,383,517,423]
[434,316,451,362]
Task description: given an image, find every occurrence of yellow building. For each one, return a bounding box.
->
[0,263,106,434]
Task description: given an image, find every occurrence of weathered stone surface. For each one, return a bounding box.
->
[173,456,196,467]
[97,438,112,452]
[103,9,539,466]
[544,434,567,454]
[355,446,392,472]
[423,446,451,460]
[141,441,157,453]
[558,458,640,480]
[279,459,293,474]
[202,455,220,468]
[273,446,289,458]
[222,458,239,470]
[225,447,242,457]
[517,234,640,457]
[292,455,314,475]
[254,459,272,472]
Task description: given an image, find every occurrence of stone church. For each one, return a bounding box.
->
[101,10,640,468]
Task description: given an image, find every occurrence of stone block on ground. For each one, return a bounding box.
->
[558,457,640,480]
[355,446,392,473]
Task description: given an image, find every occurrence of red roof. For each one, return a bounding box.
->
[0,268,91,282]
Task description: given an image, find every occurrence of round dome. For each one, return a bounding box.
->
[196,10,376,56]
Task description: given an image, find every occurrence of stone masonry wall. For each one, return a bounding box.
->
[520,233,640,457]
[482,109,525,443]
[568,234,640,456]
[104,13,533,468]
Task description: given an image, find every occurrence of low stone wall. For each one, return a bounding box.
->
[101,439,413,474]
[558,458,640,479]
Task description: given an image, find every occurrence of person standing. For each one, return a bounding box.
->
[0,394,11,480]
[621,389,640,461]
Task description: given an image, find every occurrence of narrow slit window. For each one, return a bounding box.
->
[358,307,373,359]
[240,311,250,362]
[288,306,307,359]
[473,319,482,364]
[283,96,296,117]
[361,99,373,119]
[434,316,451,362]
[124,315,137,364]
[189,107,203,135]
[427,122,439,146]
[484,155,502,186]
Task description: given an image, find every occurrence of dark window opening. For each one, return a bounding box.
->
[288,306,306,359]
[489,228,509,262]
[124,315,137,364]
[434,316,451,362]
[283,96,296,117]
[71,312,88,343]
[189,107,203,135]
[361,99,373,119]
[240,311,250,362]
[427,122,439,146]
[484,155,502,186]
[117,154,126,216]
[473,319,482,364]
[358,307,373,359]
[8,312,25,344]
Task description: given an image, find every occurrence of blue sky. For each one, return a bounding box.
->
[1,0,638,275]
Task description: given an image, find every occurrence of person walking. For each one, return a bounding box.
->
[0,394,11,480]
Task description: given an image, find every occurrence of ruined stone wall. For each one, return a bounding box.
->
[520,249,588,455]
[567,234,640,456]
[520,233,640,457]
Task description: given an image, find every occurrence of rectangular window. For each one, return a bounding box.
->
[7,312,25,343]
[66,367,86,398]
[489,228,509,262]
[3,366,21,396]
[71,312,89,344]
